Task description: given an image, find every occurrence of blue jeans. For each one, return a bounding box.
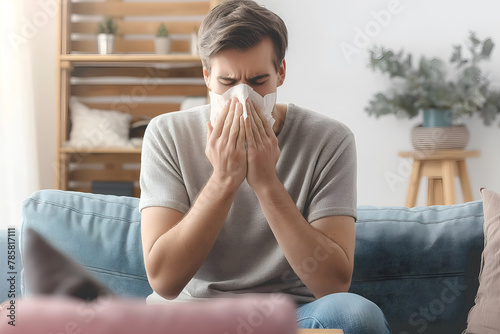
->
[296,293,392,334]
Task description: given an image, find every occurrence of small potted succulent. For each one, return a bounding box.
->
[97,17,118,54]
[366,32,500,150]
[154,23,171,54]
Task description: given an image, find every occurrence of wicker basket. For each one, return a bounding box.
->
[411,125,469,150]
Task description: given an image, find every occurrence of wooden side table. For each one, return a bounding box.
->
[398,150,480,207]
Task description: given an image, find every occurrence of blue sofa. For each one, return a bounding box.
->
[1,190,484,333]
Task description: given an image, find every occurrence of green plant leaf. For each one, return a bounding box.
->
[469,31,480,47]
[480,103,498,126]
[450,45,462,63]
[97,17,118,34]
[365,33,499,125]
[157,23,168,37]
[481,38,494,58]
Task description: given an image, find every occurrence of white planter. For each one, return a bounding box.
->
[190,31,198,55]
[154,37,171,54]
[97,34,115,54]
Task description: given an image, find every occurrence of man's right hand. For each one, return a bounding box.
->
[142,98,247,300]
[206,98,247,192]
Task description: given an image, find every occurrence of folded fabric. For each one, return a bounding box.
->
[0,294,297,334]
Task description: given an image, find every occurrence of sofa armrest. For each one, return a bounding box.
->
[21,190,152,298]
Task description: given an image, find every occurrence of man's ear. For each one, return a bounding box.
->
[277,59,286,87]
[203,66,211,90]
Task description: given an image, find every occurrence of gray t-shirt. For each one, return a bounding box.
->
[139,103,357,304]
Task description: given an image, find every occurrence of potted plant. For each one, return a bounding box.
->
[97,17,118,54]
[154,23,171,54]
[366,32,500,150]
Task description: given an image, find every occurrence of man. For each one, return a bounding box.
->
[139,1,391,332]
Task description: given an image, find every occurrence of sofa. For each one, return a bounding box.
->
[0,189,487,333]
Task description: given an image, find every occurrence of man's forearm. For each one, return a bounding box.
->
[146,100,247,299]
[146,176,236,299]
[253,178,353,298]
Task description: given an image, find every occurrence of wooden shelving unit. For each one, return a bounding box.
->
[55,0,221,197]
[60,54,203,63]
[60,147,143,154]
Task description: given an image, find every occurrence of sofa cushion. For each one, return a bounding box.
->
[464,188,500,334]
[351,201,484,333]
[21,190,151,298]
[0,294,297,334]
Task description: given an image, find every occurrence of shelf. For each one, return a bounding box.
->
[60,147,142,154]
[60,54,202,64]
[55,0,216,194]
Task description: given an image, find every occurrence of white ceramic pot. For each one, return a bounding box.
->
[190,31,198,55]
[154,37,171,54]
[97,34,115,54]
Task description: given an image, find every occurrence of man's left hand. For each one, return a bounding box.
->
[244,99,280,191]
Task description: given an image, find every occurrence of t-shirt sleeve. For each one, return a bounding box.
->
[305,132,357,222]
[138,117,190,213]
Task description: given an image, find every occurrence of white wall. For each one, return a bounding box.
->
[260,0,500,206]
[21,0,57,195]
[30,0,500,206]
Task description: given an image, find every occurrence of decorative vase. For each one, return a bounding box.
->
[411,125,469,150]
[423,109,453,127]
[97,34,115,54]
[412,108,468,150]
[154,37,171,54]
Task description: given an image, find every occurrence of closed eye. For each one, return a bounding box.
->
[218,78,237,86]
[217,74,270,86]
[249,74,270,86]
[249,79,266,86]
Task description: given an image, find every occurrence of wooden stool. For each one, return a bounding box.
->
[398,150,480,207]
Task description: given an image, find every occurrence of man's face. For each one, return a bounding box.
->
[203,37,286,97]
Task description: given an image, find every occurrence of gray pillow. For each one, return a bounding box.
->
[464,188,500,333]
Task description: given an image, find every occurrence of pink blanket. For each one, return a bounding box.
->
[1,294,297,334]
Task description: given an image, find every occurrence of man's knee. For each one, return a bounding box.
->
[297,292,391,334]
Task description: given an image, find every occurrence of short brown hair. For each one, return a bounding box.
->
[198,0,288,72]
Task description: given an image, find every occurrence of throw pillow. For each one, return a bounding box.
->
[22,228,112,300]
[66,99,132,148]
[464,188,500,333]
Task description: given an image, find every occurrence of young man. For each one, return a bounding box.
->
[139,1,391,332]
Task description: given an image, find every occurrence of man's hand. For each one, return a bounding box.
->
[245,99,281,191]
[206,98,247,192]
[143,99,248,299]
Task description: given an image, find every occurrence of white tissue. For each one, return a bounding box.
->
[209,84,276,128]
